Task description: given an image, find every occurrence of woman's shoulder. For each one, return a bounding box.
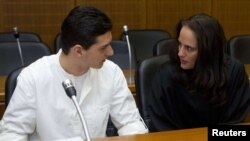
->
[154,61,176,81]
[226,55,246,79]
[159,61,175,73]
[227,56,244,71]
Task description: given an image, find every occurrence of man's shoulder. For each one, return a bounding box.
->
[101,59,121,72]
[90,60,123,78]
[21,54,57,76]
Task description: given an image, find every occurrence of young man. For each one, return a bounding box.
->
[0,6,148,140]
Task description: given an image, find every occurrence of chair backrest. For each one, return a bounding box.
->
[121,29,171,63]
[0,42,51,75]
[0,32,41,42]
[106,117,118,137]
[135,55,169,129]
[153,38,178,56]
[54,32,61,53]
[227,35,250,64]
[5,66,25,108]
[108,40,136,70]
[135,55,169,131]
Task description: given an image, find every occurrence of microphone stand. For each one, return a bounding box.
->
[71,96,91,141]
[13,27,24,66]
[62,79,91,141]
[123,25,132,84]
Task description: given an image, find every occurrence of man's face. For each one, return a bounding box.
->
[83,31,113,69]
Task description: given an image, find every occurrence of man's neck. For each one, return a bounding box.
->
[59,53,89,76]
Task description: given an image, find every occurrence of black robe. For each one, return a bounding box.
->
[148,57,250,131]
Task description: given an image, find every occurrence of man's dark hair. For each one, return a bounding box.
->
[61,6,113,54]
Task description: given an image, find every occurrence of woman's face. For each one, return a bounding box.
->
[178,26,198,70]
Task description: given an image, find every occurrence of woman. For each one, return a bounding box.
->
[148,14,250,131]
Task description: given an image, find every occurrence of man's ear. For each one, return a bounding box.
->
[72,44,87,57]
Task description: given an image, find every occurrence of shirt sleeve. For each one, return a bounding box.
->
[0,130,27,141]
[108,66,148,135]
[0,68,36,140]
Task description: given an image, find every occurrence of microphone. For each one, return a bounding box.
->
[13,26,24,66]
[13,26,19,38]
[123,25,133,84]
[62,79,91,141]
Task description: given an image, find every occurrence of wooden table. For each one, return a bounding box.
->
[0,76,6,119]
[0,75,6,102]
[0,76,6,102]
[93,127,208,141]
[245,64,250,78]
[93,122,250,141]
[123,69,136,94]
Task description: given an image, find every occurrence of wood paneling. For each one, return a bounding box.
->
[76,0,147,40]
[147,0,211,37]
[1,0,250,51]
[0,0,75,52]
[212,0,250,39]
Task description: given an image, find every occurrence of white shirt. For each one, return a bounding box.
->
[0,51,148,141]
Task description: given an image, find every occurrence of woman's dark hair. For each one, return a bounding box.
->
[170,13,228,106]
[61,6,112,54]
